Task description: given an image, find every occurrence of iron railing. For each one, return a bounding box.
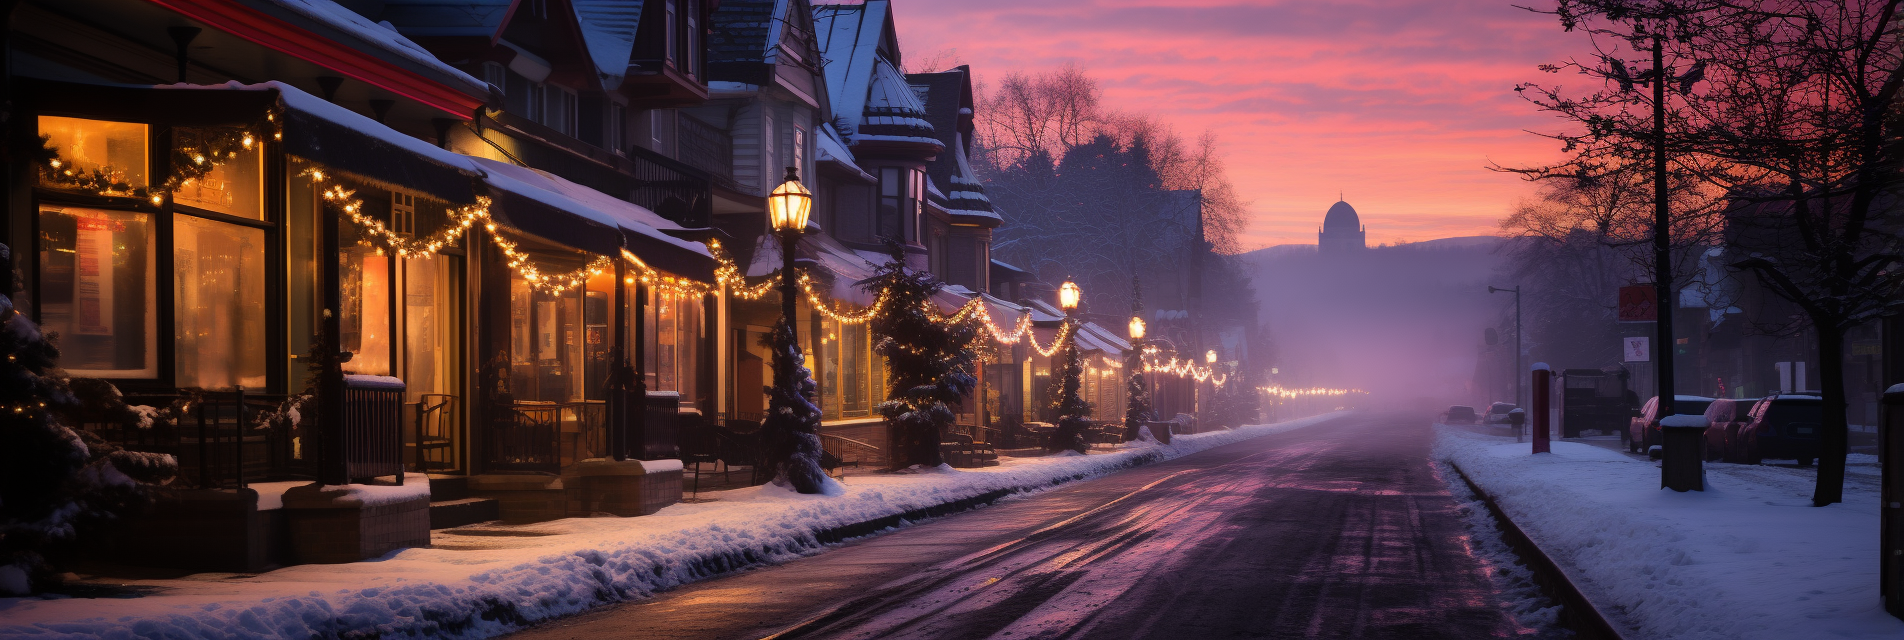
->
[75,389,298,490]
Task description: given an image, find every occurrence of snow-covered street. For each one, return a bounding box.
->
[1438,425,1903,640]
[0,414,1341,639]
[508,411,1557,640]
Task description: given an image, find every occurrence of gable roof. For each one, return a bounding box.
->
[571,0,645,87]
[909,67,995,222]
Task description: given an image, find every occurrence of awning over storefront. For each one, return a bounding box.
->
[274,84,481,203]
[472,158,719,280]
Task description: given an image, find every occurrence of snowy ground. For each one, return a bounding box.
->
[0,413,1343,639]
[1436,425,1901,640]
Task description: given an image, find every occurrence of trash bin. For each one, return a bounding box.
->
[1660,414,1708,492]
[1882,386,1904,619]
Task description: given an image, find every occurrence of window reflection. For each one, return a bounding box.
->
[173,127,263,219]
[37,116,148,194]
[36,205,157,377]
[174,214,266,389]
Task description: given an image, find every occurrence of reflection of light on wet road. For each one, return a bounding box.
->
[763,414,1523,640]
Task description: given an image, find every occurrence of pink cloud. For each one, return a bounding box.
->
[890,0,1589,248]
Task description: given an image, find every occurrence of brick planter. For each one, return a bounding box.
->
[574,459,684,517]
[281,476,432,564]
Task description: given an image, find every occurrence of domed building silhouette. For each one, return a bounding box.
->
[1318,199,1366,253]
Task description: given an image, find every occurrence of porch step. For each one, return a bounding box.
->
[427,474,470,501]
[428,498,499,530]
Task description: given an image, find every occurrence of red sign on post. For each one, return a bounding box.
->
[1618,285,1657,322]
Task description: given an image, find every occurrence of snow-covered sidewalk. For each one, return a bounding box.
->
[2,413,1343,639]
[1436,426,1901,640]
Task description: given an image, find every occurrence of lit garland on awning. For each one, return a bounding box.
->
[1141,347,1228,386]
[1256,386,1364,398]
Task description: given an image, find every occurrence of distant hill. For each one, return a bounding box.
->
[1236,235,1503,261]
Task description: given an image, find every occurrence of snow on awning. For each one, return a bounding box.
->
[473,157,715,279]
[247,0,489,98]
[474,157,715,280]
[75,80,485,203]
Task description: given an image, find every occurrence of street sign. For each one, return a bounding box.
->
[1618,285,1657,322]
[1624,337,1650,362]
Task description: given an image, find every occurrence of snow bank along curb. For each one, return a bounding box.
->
[3,412,1346,639]
[1436,426,1901,640]
[1445,460,1626,640]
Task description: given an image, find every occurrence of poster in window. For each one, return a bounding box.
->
[73,216,116,335]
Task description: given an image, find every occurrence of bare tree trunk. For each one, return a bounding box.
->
[1814,322,1848,506]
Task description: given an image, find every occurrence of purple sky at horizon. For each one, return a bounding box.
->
[889,0,1593,250]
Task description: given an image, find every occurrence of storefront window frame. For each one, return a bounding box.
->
[29,113,287,392]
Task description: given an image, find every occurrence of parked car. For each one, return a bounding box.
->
[1700,397,1761,462]
[1740,393,1823,465]
[1484,402,1519,424]
[1442,405,1478,425]
[1628,395,1715,454]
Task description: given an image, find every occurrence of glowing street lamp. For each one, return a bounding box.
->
[1206,349,1218,364]
[1128,316,1146,341]
[767,167,812,234]
[1058,280,1081,312]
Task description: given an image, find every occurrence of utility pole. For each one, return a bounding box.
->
[1650,33,1676,420]
[1490,286,1522,408]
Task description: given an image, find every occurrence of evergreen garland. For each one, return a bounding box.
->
[0,243,176,595]
[760,318,832,494]
[867,243,982,469]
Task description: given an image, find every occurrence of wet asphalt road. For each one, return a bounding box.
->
[510,412,1524,640]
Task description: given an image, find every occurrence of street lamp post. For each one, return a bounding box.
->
[1125,316,1148,441]
[768,167,812,334]
[762,167,827,493]
[1490,285,1522,409]
[1051,280,1089,453]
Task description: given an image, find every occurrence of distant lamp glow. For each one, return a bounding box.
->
[1058,280,1081,312]
[1206,350,1218,364]
[1128,316,1146,340]
[766,167,812,233]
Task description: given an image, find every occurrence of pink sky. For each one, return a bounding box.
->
[891,0,1587,249]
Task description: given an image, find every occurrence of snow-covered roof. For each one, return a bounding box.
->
[815,124,873,182]
[469,157,711,261]
[812,1,885,134]
[257,0,488,97]
[851,59,941,148]
[572,0,646,87]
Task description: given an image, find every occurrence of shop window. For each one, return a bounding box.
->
[173,126,264,220]
[646,286,703,408]
[174,214,266,389]
[404,253,463,400]
[510,271,584,403]
[339,244,392,375]
[820,316,872,421]
[37,116,148,196]
[36,205,157,377]
[584,272,613,400]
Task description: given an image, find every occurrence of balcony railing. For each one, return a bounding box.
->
[676,115,733,186]
[341,376,406,483]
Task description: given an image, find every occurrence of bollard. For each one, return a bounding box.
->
[1883,386,1904,619]
[1509,408,1526,444]
[1660,414,1708,492]
[1532,364,1551,454]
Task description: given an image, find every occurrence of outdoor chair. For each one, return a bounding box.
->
[414,394,457,472]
